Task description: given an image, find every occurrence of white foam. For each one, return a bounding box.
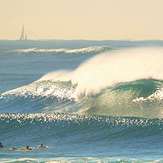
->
[16,46,108,54]
[133,88,163,103]
[1,81,76,101]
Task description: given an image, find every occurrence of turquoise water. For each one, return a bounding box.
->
[1,40,163,162]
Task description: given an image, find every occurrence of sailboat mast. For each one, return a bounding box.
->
[20,25,27,40]
[20,26,24,40]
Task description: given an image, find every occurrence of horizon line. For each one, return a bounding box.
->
[1,39,163,42]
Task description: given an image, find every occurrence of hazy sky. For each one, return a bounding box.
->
[0,0,163,40]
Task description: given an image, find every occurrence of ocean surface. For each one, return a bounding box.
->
[1,40,163,162]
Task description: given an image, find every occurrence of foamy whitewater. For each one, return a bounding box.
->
[1,40,163,162]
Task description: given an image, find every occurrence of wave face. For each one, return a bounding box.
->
[1,42,163,162]
[1,78,163,118]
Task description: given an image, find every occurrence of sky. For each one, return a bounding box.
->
[0,0,163,40]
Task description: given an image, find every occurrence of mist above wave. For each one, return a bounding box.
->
[39,47,163,96]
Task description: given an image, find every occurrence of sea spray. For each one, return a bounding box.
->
[39,47,163,96]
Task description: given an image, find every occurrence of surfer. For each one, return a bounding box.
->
[37,144,48,150]
[10,145,32,152]
[0,142,3,148]
[0,142,17,151]
[26,145,32,151]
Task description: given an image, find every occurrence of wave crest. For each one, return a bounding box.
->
[15,46,110,55]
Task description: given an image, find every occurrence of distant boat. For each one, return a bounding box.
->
[19,25,28,41]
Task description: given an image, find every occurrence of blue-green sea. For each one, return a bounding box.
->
[1,40,163,162]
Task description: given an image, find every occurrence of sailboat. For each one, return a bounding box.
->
[19,26,28,41]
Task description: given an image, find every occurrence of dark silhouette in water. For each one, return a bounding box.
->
[37,144,48,150]
[26,146,32,150]
[0,142,3,148]
[0,143,48,151]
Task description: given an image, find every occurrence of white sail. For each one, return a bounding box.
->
[20,26,27,41]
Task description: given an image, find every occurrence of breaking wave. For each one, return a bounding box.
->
[15,46,110,55]
[2,48,163,118]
